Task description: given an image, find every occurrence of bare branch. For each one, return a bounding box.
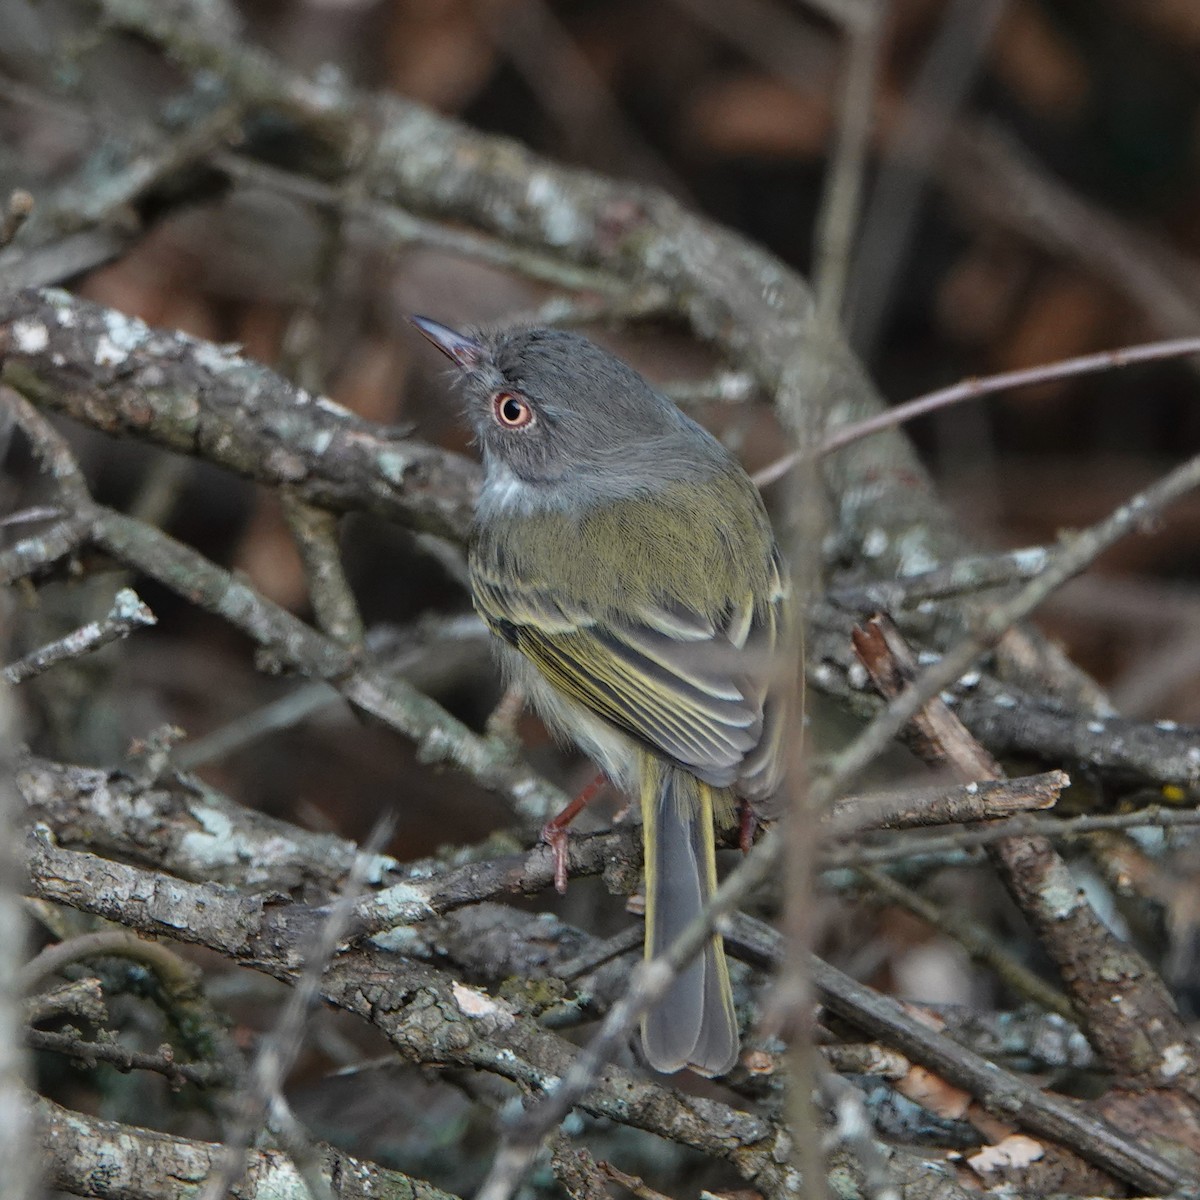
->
[25,978,107,1029]
[754,335,1200,486]
[1,289,481,541]
[851,614,1200,1098]
[27,1028,226,1089]
[829,805,1200,867]
[821,336,1200,458]
[279,493,363,648]
[0,516,90,586]
[827,771,1067,834]
[3,587,155,685]
[22,836,801,1195]
[811,0,883,324]
[200,819,393,1200]
[855,866,1074,1019]
[821,447,1200,798]
[732,918,1187,1195]
[33,1092,462,1200]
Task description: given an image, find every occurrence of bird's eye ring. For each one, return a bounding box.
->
[492,391,534,429]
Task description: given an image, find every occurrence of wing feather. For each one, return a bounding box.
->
[512,626,750,777]
[469,489,790,794]
[473,573,783,786]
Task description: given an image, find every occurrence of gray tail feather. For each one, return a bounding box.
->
[640,765,739,1077]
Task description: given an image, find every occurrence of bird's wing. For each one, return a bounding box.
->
[471,551,788,786]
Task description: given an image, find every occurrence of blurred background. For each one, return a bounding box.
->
[4,1,1200,1193]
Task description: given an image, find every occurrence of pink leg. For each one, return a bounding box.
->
[542,773,608,894]
[738,798,758,855]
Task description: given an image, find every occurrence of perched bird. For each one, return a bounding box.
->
[412,317,790,1076]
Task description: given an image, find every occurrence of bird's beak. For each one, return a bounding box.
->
[409,316,483,370]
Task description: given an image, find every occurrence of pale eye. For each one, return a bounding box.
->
[492,391,534,429]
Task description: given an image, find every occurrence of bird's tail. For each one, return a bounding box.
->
[640,756,739,1076]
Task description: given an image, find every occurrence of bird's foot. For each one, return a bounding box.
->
[541,772,608,894]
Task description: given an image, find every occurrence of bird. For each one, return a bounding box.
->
[412,316,790,1076]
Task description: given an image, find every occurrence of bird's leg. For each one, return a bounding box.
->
[738,798,758,854]
[542,772,608,894]
[485,683,526,746]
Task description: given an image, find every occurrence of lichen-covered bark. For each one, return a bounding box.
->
[34,1094,460,1200]
[991,834,1200,1100]
[0,289,480,540]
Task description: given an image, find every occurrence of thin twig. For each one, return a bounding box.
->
[856,866,1074,1018]
[212,151,635,300]
[555,926,643,983]
[776,6,887,1192]
[848,0,1005,353]
[0,506,66,530]
[3,587,156,684]
[265,1094,338,1200]
[822,336,1200,457]
[731,918,1186,1195]
[18,929,202,995]
[827,544,1053,612]
[754,336,1200,487]
[0,389,91,508]
[173,616,486,769]
[662,371,757,405]
[501,287,674,330]
[27,1028,226,1088]
[812,0,884,325]
[820,446,1200,797]
[199,816,395,1200]
[0,517,90,587]
[827,770,1067,835]
[279,493,364,648]
[828,804,1200,867]
[819,1069,902,1200]
[594,1158,676,1200]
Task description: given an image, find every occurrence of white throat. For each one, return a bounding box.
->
[478,459,564,517]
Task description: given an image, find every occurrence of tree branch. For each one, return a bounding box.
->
[33,1093,462,1200]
